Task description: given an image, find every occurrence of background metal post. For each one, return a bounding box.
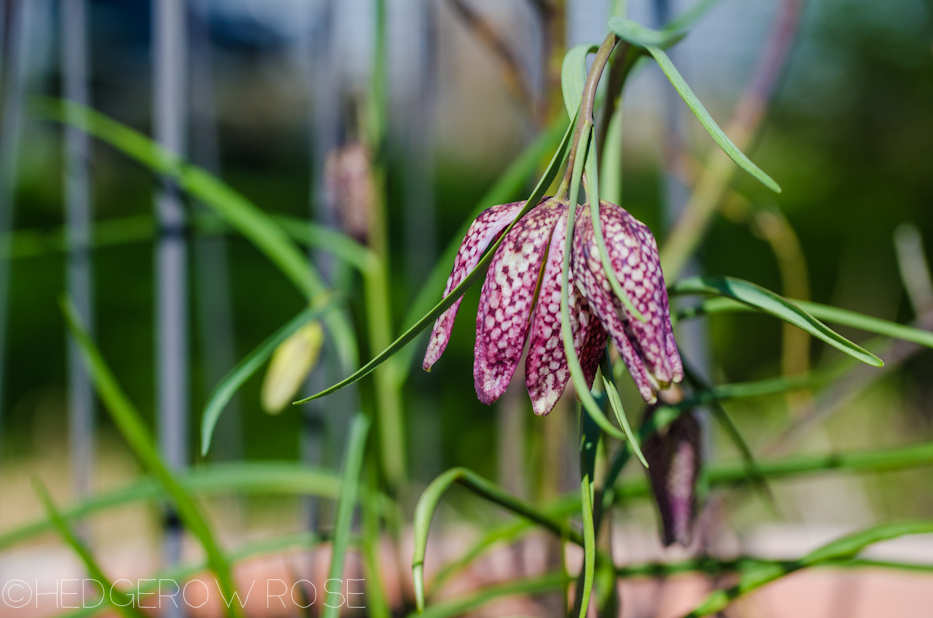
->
[153,0,189,613]
[61,0,95,534]
[189,0,242,467]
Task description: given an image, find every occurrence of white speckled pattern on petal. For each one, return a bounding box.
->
[602,204,681,386]
[525,205,607,416]
[572,202,683,402]
[423,201,524,371]
[474,202,563,405]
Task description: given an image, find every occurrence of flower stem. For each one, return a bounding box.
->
[561,33,620,193]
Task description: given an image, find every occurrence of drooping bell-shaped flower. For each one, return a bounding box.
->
[641,404,702,547]
[423,196,683,415]
[572,201,684,402]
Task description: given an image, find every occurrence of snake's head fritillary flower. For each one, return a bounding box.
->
[642,403,702,547]
[572,201,684,403]
[423,197,682,416]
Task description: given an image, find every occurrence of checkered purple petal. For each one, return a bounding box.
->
[423,201,524,371]
[474,202,563,405]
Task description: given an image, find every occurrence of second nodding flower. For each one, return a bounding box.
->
[423,196,683,416]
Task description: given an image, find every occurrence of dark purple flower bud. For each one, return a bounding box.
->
[572,201,683,403]
[642,404,702,547]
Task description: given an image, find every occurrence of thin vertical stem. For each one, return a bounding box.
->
[61,0,95,527]
[367,0,407,489]
[153,0,189,602]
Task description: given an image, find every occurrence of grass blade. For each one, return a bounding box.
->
[275,216,380,274]
[32,480,146,618]
[59,531,319,618]
[295,108,577,404]
[575,410,600,618]
[670,276,882,366]
[600,356,648,467]
[414,573,563,618]
[0,462,398,552]
[615,555,933,580]
[322,414,370,618]
[361,459,391,618]
[685,521,933,617]
[201,300,338,454]
[644,46,781,193]
[427,497,580,597]
[676,296,933,350]
[430,439,933,592]
[795,300,933,348]
[32,97,358,372]
[412,467,583,612]
[60,295,242,618]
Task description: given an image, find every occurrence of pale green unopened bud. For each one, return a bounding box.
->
[261,322,325,414]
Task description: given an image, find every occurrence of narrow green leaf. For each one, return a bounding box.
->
[695,440,933,494]
[562,43,600,118]
[614,554,933,581]
[620,357,844,406]
[677,296,933,350]
[701,365,845,401]
[0,462,397,552]
[607,17,687,49]
[560,127,631,442]
[415,573,563,618]
[412,467,583,613]
[600,357,648,467]
[585,128,646,322]
[275,216,380,275]
[686,521,933,617]
[361,459,391,618]
[322,414,370,618]
[575,410,600,618]
[429,439,933,592]
[201,300,338,455]
[60,296,243,618]
[670,276,883,366]
[60,531,319,618]
[427,496,581,599]
[795,300,933,348]
[608,0,728,54]
[32,97,358,372]
[396,116,570,382]
[294,107,577,404]
[577,473,597,618]
[33,480,146,618]
[643,46,781,193]
[710,401,776,508]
